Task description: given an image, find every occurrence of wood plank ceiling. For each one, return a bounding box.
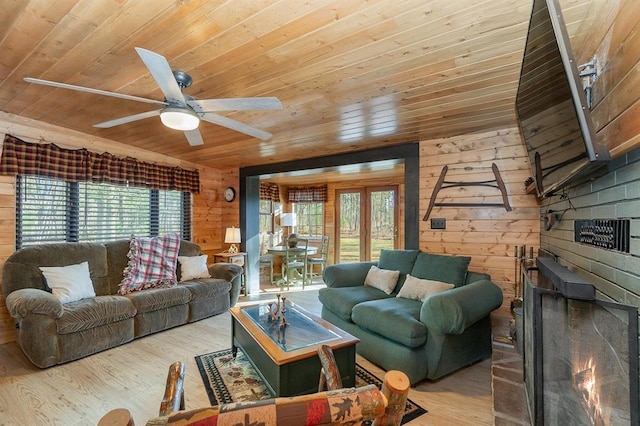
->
[0,0,594,174]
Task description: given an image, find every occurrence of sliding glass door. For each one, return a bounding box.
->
[336,186,398,262]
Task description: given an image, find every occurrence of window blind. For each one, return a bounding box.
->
[16,175,190,248]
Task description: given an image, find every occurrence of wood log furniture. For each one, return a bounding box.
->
[159,361,185,416]
[373,370,410,426]
[98,408,135,426]
[139,361,410,426]
[317,344,343,391]
[230,300,359,397]
[316,344,409,426]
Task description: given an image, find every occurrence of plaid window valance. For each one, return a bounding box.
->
[259,182,281,202]
[0,135,200,193]
[288,184,328,203]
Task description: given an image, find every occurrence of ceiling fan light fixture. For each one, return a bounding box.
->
[160,107,199,131]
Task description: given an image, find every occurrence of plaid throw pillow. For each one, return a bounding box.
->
[118,233,180,295]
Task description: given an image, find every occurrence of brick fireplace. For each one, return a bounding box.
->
[523,256,639,425]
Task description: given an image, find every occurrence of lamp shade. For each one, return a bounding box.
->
[224,227,241,244]
[160,107,200,131]
[280,213,297,227]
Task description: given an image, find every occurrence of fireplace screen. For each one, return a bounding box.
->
[524,268,639,425]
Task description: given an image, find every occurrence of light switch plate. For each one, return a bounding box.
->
[431,218,446,229]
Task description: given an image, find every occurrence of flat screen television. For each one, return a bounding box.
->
[515,0,610,197]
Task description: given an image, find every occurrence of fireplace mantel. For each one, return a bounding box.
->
[535,257,595,300]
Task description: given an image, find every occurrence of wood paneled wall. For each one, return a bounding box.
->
[419,128,541,317]
[0,112,232,344]
[568,0,640,157]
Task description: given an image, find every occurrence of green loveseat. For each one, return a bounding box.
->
[318,249,503,384]
[2,239,243,368]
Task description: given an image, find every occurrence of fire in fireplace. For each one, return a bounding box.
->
[523,256,639,425]
[574,358,603,425]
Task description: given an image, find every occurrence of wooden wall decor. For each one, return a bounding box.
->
[422,163,512,221]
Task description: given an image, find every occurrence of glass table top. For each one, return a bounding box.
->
[240,302,339,352]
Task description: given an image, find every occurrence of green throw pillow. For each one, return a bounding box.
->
[377,249,420,289]
[377,249,419,273]
[410,252,471,287]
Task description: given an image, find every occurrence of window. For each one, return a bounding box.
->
[259,199,275,234]
[16,175,190,248]
[293,202,323,238]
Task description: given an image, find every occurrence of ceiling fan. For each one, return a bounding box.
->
[24,47,283,146]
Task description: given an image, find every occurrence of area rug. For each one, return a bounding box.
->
[195,348,426,425]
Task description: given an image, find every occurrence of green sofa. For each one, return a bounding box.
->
[2,239,243,368]
[318,249,503,384]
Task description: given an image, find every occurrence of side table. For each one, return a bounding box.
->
[213,252,247,296]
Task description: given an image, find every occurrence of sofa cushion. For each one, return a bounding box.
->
[179,278,231,300]
[57,295,136,334]
[318,286,392,322]
[410,252,471,287]
[364,265,400,294]
[119,233,181,295]
[377,249,420,291]
[396,274,454,302]
[40,261,96,304]
[125,286,191,314]
[351,298,426,348]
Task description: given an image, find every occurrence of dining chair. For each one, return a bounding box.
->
[307,235,329,282]
[283,237,309,289]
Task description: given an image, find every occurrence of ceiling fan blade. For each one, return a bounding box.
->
[189,97,283,111]
[94,110,161,128]
[135,47,185,105]
[24,77,166,106]
[184,129,204,146]
[200,112,272,140]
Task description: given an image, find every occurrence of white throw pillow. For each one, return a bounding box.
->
[364,265,400,294]
[178,255,211,281]
[396,274,454,302]
[40,261,96,304]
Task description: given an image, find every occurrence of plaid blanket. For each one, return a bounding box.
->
[119,233,180,294]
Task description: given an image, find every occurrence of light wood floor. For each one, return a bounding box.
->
[0,287,493,425]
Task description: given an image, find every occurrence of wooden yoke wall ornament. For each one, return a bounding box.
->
[422,163,512,221]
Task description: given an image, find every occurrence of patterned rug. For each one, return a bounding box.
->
[195,348,426,424]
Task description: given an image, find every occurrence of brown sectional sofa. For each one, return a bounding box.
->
[2,239,242,368]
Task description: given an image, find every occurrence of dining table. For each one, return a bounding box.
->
[266,245,318,256]
[266,245,318,286]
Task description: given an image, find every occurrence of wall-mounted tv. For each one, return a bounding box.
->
[515,0,610,198]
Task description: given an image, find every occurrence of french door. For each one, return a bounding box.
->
[336,185,398,262]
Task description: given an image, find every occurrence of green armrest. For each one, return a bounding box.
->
[420,280,503,334]
[322,262,377,288]
[5,288,64,319]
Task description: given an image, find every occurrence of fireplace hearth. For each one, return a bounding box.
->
[523,256,639,425]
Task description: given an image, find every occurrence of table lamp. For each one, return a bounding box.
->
[280,213,297,247]
[224,227,241,254]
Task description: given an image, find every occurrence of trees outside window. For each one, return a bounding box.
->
[293,202,323,238]
[16,175,190,248]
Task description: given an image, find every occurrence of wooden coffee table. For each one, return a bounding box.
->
[230,300,359,397]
